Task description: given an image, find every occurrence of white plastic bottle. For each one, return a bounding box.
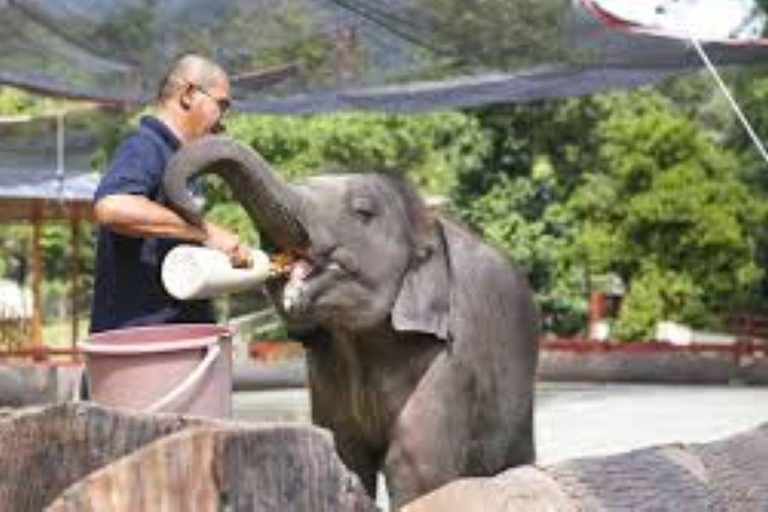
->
[162,245,277,300]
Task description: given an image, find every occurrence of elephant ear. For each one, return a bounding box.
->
[391,220,452,341]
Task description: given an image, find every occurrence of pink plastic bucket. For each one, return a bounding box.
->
[77,324,233,419]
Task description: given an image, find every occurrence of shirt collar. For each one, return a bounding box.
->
[139,115,182,152]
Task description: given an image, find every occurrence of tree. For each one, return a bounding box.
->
[199,111,486,244]
[454,79,767,339]
[414,0,565,70]
[455,98,609,335]
[569,91,766,339]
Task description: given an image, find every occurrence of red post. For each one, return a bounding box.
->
[588,292,606,341]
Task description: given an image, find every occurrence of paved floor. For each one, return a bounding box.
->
[533,382,768,464]
[233,383,768,463]
[232,383,768,508]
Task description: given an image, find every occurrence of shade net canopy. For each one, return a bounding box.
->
[2,0,768,114]
[0,113,98,221]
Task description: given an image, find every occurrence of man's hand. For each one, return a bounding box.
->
[93,195,252,267]
[202,221,253,268]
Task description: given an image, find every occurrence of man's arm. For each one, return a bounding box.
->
[94,194,252,267]
[95,194,205,241]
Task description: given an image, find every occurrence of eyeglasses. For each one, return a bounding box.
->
[189,83,231,115]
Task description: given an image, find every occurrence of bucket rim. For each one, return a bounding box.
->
[78,324,234,355]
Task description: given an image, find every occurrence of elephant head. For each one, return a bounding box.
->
[163,135,451,338]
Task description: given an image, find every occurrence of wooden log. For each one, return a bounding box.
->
[46,428,219,512]
[405,423,768,511]
[47,425,376,511]
[0,403,375,511]
[401,466,575,512]
[0,403,203,511]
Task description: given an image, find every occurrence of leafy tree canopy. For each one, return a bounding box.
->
[569,91,765,338]
[201,111,487,245]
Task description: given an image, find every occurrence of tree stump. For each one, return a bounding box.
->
[405,423,768,511]
[0,403,375,511]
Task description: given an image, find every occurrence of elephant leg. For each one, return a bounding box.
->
[333,434,380,499]
[383,413,463,509]
[307,350,380,498]
[382,361,471,508]
[311,403,379,498]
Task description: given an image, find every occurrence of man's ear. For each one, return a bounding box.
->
[179,86,194,110]
[391,221,451,341]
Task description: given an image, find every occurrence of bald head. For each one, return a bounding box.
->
[157,54,228,105]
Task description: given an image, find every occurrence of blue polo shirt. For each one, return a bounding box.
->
[89,116,214,333]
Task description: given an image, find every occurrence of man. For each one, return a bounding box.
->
[90,54,251,333]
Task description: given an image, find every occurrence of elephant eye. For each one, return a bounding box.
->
[350,195,377,222]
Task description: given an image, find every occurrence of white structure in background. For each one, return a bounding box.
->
[655,321,737,345]
[0,279,32,319]
[592,0,767,40]
[590,319,612,342]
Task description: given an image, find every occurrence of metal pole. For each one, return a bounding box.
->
[56,112,65,201]
[31,212,43,354]
[70,217,81,353]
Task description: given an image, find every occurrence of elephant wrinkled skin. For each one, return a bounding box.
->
[163,135,539,508]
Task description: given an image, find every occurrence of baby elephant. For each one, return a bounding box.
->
[164,136,539,508]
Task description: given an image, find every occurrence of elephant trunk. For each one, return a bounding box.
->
[162,135,309,251]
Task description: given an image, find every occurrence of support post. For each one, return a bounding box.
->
[70,215,81,354]
[31,212,44,357]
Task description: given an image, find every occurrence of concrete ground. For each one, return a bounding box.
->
[533,382,768,464]
[233,383,768,463]
[232,383,768,509]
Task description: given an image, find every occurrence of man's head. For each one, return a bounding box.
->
[156,54,231,142]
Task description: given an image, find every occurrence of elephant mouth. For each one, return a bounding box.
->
[280,255,347,316]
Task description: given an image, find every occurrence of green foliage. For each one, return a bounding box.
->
[655,71,733,134]
[0,87,39,115]
[416,0,565,70]
[201,111,487,243]
[88,110,138,172]
[96,0,352,92]
[204,199,260,247]
[456,98,607,335]
[0,86,64,116]
[612,263,708,341]
[256,321,289,341]
[726,67,768,181]
[570,91,766,339]
[226,111,485,195]
[89,1,156,64]
[456,83,768,339]
[0,223,93,285]
[7,70,768,342]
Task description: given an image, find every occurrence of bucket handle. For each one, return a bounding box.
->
[145,343,221,413]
